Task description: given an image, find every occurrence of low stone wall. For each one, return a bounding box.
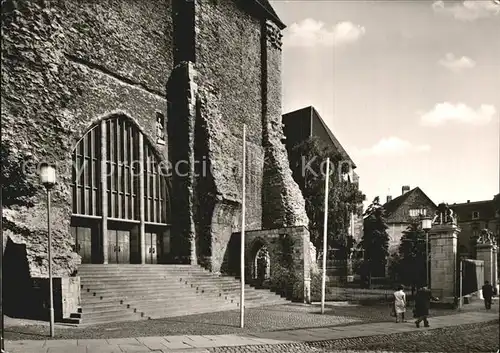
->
[5,276,80,322]
[61,277,81,319]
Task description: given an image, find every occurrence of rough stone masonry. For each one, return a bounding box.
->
[1,0,311,305]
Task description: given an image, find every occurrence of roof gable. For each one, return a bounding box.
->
[383,187,438,223]
[310,107,356,168]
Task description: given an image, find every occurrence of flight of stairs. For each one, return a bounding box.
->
[73,264,289,325]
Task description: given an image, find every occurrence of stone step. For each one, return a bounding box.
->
[78,267,205,272]
[80,290,241,304]
[144,302,240,319]
[81,278,252,290]
[81,282,255,296]
[80,311,144,324]
[77,264,292,324]
[81,288,264,304]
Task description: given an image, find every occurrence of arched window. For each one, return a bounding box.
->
[71,116,170,264]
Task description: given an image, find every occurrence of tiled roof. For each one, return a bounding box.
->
[383,189,414,216]
[383,187,437,220]
[451,200,496,222]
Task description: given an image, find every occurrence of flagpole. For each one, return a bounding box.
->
[321,157,330,314]
[240,124,246,328]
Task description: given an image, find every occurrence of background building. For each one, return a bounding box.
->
[282,106,364,244]
[452,197,499,258]
[383,186,438,253]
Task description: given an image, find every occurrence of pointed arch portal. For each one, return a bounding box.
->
[71,116,171,264]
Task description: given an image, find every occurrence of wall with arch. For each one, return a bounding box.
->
[223,226,312,303]
[1,0,172,277]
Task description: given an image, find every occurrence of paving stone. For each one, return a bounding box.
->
[118,343,152,352]
[47,346,87,353]
[136,336,170,350]
[43,339,79,348]
[107,337,141,345]
[77,338,111,346]
[86,345,123,353]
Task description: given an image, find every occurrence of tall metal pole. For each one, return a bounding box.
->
[1,185,4,351]
[240,124,246,328]
[321,157,330,314]
[426,231,429,287]
[47,189,55,337]
[459,260,463,310]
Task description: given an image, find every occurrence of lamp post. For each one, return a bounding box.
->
[421,216,432,287]
[40,164,56,338]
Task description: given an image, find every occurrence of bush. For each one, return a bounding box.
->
[310,271,323,299]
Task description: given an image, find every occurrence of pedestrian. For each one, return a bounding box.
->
[414,286,439,328]
[482,280,493,310]
[393,285,407,323]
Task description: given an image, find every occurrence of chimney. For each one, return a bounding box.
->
[402,185,410,195]
[387,195,392,203]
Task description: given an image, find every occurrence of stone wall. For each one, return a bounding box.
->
[61,277,81,319]
[1,0,173,276]
[188,1,308,272]
[3,0,309,283]
[261,21,309,230]
[224,226,312,302]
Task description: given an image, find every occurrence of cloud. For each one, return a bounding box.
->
[432,1,500,21]
[354,137,431,156]
[420,102,497,126]
[438,53,476,72]
[283,19,366,47]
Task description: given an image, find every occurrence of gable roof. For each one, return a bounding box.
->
[383,187,437,219]
[310,107,356,169]
[283,106,357,168]
[254,0,286,29]
[451,199,496,222]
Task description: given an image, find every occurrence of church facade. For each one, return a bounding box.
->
[2,0,309,295]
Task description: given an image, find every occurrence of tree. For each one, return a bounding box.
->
[395,221,427,290]
[359,197,390,287]
[290,137,365,260]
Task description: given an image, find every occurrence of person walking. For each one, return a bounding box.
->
[482,281,493,310]
[414,286,439,328]
[393,285,407,323]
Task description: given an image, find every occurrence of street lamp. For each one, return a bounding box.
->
[40,164,56,338]
[421,216,432,288]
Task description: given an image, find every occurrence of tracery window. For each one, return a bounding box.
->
[71,116,170,263]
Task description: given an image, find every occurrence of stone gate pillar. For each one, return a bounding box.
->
[429,203,460,302]
[475,229,498,291]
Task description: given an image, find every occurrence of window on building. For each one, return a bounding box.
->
[472,211,479,219]
[409,208,427,218]
[71,116,171,264]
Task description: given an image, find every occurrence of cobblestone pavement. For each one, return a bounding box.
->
[208,321,499,353]
[4,302,467,340]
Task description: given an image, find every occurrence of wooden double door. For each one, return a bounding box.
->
[107,229,130,264]
[71,226,93,264]
[71,219,101,264]
[145,232,158,264]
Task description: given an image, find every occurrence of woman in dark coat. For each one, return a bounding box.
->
[414,286,439,328]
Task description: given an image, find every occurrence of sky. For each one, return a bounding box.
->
[271,0,500,208]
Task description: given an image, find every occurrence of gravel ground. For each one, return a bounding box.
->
[209,321,499,353]
[4,303,464,341]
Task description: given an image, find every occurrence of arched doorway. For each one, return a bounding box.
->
[71,116,171,264]
[252,242,271,287]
